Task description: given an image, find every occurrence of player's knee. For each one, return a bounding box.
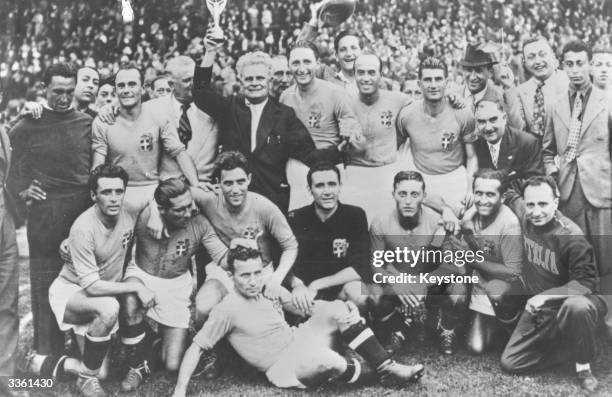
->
[95,298,120,328]
[560,295,592,317]
[342,282,368,309]
[121,293,142,319]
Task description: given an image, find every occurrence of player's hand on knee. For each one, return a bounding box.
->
[291,285,315,315]
[97,104,119,124]
[137,285,157,309]
[335,301,362,326]
[440,206,460,235]
[59,239,72,264]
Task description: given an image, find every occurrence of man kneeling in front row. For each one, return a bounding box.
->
[171,241,424,396]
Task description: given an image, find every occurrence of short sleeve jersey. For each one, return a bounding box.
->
[396,100,476,174]
[348,90,412,166]
[134,205,228,278]
[192,190,297,265]
[280,78,361,149]
[193,292,293,372]
[59,206,137,288]
[369,206,442,273]
[92,106,185,186]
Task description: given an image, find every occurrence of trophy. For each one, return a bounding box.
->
[121,0,134,24]
[206,0,228,43]
[316,0,356,27]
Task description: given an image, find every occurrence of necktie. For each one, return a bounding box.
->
[564,92,583,163]
[532,81,545,136]
[489,143,499,168]
[177,103,192,148]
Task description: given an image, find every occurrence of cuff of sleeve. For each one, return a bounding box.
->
[168,146,186,158]
[79,273,100,289]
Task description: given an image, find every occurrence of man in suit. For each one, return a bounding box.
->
[473,99,543,191]
[543,40,612,336]
[458,44,522,130]
[0,121,19,396]
[516,37,569,139]
[192,29,317,214]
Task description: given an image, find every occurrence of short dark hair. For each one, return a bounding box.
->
[154,178,190,209]
[290,40,320,60]
[474,98,505,113]
[43,62,77,85]
[306,161,341,187]
[334,31,362,53]
[521,36,549,55]
[88,164,129,193]
[418,57,448,79]
[593,46,612,56]
[393,170,425,192]
[472,168,508,195]
[227,244,262,273]
[561,40,592,61]
[78,66,100,80]
[213,151,250,182]
[522,175,560,198]
[99,76,115,87]
[115,63,144,85]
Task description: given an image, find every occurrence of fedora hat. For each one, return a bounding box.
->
[459,44,498,67]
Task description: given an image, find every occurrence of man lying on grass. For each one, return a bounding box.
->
[170,240,424,396]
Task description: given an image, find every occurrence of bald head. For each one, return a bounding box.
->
[354,54,382,96]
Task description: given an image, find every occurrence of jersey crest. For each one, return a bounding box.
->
[242,226,263,240]
[139,133,154,151]
[176,239,191,256]
[121,230,134,248]
[332,238,349,258]
[482,239,496,257]
[441,131,456,151]
[380,110,393,128]
[308,110,321,129]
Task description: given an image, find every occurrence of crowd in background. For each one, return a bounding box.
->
[1,0,612,114]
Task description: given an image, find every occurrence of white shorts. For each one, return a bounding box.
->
[341,161,399,224]
[204,262,274,293]
[48,277,119,336]
[124,262,193,329]
[124,184,158,215]
[399,152,468,214]
[265,321,340,388]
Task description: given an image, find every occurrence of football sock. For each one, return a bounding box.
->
[576,362,591,372]
[83,333,111,372]
[39,355,68,379]
[120,321,149,368]
[337,358,362,384]
[341,321,390,371]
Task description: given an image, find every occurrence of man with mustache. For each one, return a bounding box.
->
[9,62,94,356]
[458,45,522,130]
[472,99,543,192]
[515,37,569,138]
[460,169,523,355]
[269,55,292,101]
[542,40,612,337]
[91,65,199,214]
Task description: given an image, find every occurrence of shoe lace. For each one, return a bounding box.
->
[127,360,150,382]
[80,374,103,393]
[440,328,455,346]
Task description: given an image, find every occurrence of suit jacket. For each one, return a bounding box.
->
[0,126,23,226]
[153,95,219,182]
[463,81,523,131]
[543,86,612,208]
[193,66,317,213]
[516,71,569,137]
[474,126,544,188]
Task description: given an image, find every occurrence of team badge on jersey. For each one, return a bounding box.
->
[308,110,321,128]
[139,133,154,151]
[242,226,262,240]
[482,239,496,257]
[380,110,393,128]
[332,238,349,258]
[121,230,134,248]
[441,131,456,151]
[176,239,191,256]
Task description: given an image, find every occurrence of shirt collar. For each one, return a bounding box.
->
[245,97,268,109]
[569,82,592,99]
